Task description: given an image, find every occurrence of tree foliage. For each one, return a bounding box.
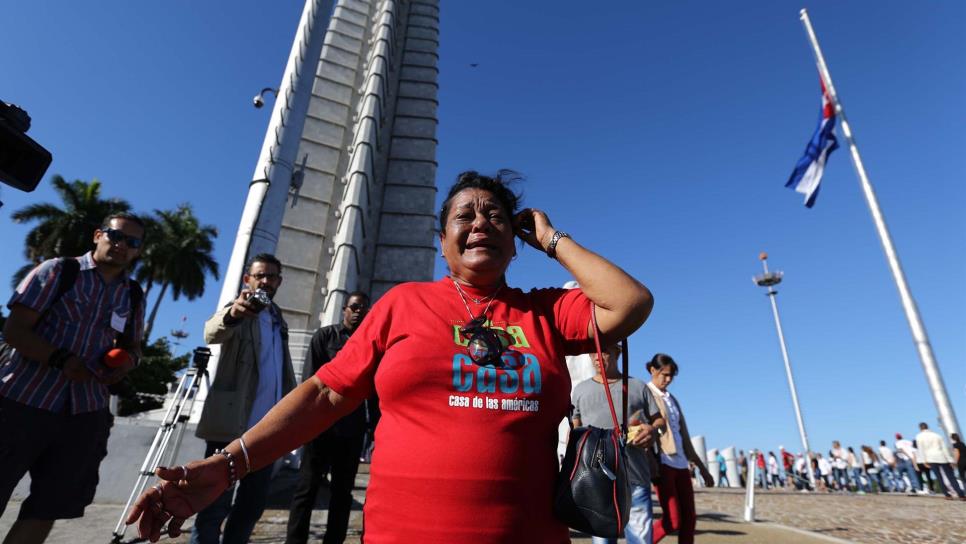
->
[136,204,219,340]
[116,337,188,416]
[10,176,131,288]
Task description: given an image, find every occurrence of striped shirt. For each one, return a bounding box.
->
[1,252,145,414]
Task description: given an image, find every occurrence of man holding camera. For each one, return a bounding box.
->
[0,213,146,544]
[193,253,296,544]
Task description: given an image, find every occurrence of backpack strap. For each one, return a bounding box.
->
[117,279,144,349]
[52,257,80,307]
[35,257,80,325]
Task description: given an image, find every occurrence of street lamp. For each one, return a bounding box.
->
[753,252,816,489]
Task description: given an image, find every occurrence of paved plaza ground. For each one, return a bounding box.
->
[3,466,963,543]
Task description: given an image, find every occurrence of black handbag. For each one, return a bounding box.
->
[553,307,631,538]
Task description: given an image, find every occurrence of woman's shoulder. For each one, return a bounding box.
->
[376,280,447,304]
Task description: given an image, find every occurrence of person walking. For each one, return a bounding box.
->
[767,452,781,489]
[780,446,794,488]
[792,454,809,491]
[285,291,374,544]
[645,354,714,544]
[572,343,656,544]
[951,433,966,485]
[847,447,869,493]
[830,441,848,491]
[817,454,833,491]
[755,450,768,489]
[861,445,884,493]
[894,433,924,493]
[877,440,900,492]
[192,253,297,544]
[915,423,965,500]
[715,451,729,487]
[0,213,146,544]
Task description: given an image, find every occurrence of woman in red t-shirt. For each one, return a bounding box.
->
[127,170,654,543]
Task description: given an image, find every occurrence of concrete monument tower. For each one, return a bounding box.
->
[212,0,440,380]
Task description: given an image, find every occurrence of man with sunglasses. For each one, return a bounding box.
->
[1,213,146,544]
[286,291,374,544]
[194,253,297,544]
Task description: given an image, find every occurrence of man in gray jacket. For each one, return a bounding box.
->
[192,253,297,544]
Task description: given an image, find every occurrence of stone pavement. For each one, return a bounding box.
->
[4,466,963,543]
[694,487,965,544]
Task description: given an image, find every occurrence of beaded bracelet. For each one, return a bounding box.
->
[215,449,238,486]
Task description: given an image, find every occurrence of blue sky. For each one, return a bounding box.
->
[2,1,964,456]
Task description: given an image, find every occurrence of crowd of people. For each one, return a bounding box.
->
[736,426,966,500]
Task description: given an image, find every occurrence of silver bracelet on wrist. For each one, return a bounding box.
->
[238,435,252,475]
[546,231,571,259]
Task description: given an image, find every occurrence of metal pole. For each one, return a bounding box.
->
[743,450,757,522]
[799,9,960,438]
[754,254,817,489]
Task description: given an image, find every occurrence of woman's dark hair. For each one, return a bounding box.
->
[438,169,523,232]
[646,353,679,376]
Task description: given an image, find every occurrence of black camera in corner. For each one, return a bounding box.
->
[0,101,52,192]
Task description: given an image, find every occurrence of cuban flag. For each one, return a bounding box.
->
[785,81,839,208]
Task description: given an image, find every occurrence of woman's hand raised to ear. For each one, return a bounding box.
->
[513,205,653,345]
[513,208,557,254]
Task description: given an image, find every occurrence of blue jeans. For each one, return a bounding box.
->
[190,442,274,544]
[831,467,848,489]
[850,468,870,492]
[591,484,653,544]
[875,466,896,492]
[755,469,768,489]
[895,458,921,491]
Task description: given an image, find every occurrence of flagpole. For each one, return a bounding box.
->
[798,8,961,438]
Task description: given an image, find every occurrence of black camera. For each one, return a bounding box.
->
[247,288,271,312]
[0,101,52,192]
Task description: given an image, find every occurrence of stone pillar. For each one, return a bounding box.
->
[267,0,440,376]
[722,446,740,488]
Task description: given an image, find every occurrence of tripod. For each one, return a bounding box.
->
[110,347,211,543]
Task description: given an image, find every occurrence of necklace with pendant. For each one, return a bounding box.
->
[450,278,503,321]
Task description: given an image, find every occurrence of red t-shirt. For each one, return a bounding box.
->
[317,278,594,543]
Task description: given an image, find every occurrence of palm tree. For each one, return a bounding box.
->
[11,176,131,288]
[137,204,219,340]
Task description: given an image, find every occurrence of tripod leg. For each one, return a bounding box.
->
[111,369,196,542]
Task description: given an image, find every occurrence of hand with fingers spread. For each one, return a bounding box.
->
[125,458,233,542]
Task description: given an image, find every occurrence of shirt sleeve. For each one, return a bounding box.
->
[530,286,595,355]
[130,282,146,346]
[644,386,661,420]
[302,329,324,382]
[571,384,584,420]
[7,258,64,314]
[315,290,396,400]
